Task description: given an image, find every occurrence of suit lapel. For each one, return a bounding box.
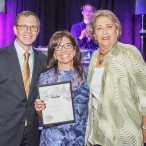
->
[80,21,86,30]
[7,46,42,101]
[7,44,26,97]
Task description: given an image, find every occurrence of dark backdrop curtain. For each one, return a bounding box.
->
[0,0,145,59]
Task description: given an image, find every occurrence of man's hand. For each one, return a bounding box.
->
[79,29,88,40]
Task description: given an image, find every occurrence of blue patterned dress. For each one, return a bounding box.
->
[38,68,89,146]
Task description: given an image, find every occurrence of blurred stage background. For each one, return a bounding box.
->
[0,0,146,61]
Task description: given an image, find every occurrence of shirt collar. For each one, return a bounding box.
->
[14,40,33,57]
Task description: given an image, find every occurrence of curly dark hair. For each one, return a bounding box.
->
[46,30,84,78]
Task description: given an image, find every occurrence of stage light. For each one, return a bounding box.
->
[135,0,146,55]
[0,0,5,13]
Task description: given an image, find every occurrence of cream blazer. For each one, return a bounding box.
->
[85,42,146,146]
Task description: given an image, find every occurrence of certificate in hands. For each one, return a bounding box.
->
[38,81,75,127]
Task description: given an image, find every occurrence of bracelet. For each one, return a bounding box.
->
[142,125,146,130]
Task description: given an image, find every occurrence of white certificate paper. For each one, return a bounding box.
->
[38,81,75,126]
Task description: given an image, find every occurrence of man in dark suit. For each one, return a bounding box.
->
[71,3,97,50]
[0,11,46,146]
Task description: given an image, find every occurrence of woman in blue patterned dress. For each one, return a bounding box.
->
[35,30,89,146]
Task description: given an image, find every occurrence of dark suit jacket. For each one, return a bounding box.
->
[0,44,46,146]
[71,21,97,50]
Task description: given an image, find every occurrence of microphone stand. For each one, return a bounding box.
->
[139,14,146,55]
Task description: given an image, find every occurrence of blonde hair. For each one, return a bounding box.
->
[87,10,122,41]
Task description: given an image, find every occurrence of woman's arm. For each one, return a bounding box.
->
[142,115,146,143]
[34,98,46,116]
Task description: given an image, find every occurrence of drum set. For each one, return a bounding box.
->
[80,48,95,66]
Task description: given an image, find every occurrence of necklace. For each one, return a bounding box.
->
[99,50,111,65]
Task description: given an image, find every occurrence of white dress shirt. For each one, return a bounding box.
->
[14,40,34,82]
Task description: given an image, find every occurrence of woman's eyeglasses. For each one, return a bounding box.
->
[53,43,73,51]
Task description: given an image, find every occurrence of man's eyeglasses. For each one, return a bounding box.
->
[16,25,39,32]
[53,43,74,51]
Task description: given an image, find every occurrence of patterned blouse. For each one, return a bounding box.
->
[38,67,89,146]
